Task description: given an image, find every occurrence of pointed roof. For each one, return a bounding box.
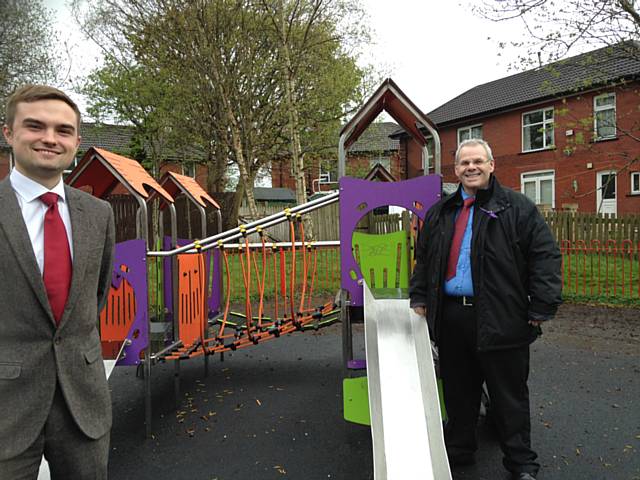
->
[156,171,220,209]
[340,78,437,150]
[339,78,440,176]
[364,163,397,182]
[66,147,174,203]
[428,41,640,126]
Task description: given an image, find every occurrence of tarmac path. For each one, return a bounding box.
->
[107,304,639,480]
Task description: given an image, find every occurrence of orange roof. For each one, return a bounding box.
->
[160,171,220,209]
[67,147,174,203]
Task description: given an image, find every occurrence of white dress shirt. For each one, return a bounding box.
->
[10,168,74,274]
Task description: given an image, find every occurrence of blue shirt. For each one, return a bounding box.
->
[444,189,475,296]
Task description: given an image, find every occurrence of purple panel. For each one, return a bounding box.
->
[162,237,221,321]
[111,239,148,366]
[208,249,221,317]
[339,175,442,307]
[348,359,367,370]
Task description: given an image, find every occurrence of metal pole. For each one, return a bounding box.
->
[147,193,340,257]
[197,204,209,378]
[133,195,153,439]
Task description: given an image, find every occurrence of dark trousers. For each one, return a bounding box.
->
[0,383,109,480]
[439,296,539,475]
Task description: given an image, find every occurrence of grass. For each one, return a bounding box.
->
[145,246,640,313]
[562,251,640,306]
[221,246,341,302]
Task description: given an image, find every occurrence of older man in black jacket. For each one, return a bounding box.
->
[410,139,562,480]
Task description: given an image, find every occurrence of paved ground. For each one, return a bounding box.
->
[107,304,640,480]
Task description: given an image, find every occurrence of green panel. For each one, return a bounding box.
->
[343,376,371,425]
[352,230,410,290]
[438,378,447,422]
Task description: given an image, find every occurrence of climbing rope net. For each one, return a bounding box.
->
[149,195,342,363]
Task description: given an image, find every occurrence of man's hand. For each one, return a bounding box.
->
[412,306,426,317]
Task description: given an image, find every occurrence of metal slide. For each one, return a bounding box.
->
[363,283,452,480]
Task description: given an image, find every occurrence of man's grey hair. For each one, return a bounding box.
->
[455,138,494,164]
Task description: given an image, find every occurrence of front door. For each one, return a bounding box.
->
[596,170,617,215]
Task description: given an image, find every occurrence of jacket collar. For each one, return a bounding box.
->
[445,175,510,213]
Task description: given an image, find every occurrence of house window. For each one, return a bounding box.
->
[521,170,555,208]
[182,163,196,178]
[319,161,337,184]
[457,124,483,145]
[425,136,435,172]
[594,92,616,139]
[522,107,554,152]
[631,172,640,194]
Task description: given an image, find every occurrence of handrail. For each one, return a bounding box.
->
[147,192,339,257]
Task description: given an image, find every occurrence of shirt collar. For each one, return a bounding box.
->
[10,168,67,204]
[460,188,475,201]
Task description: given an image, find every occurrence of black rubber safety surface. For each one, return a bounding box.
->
[108,320,639,480]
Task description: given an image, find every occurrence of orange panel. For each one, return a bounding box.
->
[178,253,206,346]
[100,278,137,359]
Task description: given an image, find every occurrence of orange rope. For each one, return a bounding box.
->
[238,241,253,340]
[272,245,279,322]
[251,231,267,327]
[298,216,308,314]
[217,245,232,339]
[307,246,318,311]
[288,217,296,322]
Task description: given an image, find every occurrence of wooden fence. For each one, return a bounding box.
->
[108,193,640,246]
[239,202,340,241]
[543,211,640,244]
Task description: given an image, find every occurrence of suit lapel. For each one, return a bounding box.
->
[60,186,91,327]
[0,178,54,322]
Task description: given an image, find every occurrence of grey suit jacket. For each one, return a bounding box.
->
[0,178,115,461]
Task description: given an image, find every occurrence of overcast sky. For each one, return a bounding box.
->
[45,0,524,118]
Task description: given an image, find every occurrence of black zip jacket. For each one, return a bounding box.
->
[409,175,562,351]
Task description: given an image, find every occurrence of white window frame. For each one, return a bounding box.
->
[594,92,616,140]
[318,162,337,184]
[457,124,483,146]
[631,172,640,194]
[425,135,434,172]
[522,107,554,152]
[182,163,196,178]
[63,156,80,177]
[521,170,555,208]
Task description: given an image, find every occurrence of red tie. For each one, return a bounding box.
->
[446,197,475,281]
[40,192,72,325]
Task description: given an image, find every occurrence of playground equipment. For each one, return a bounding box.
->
[38,79,451,479]
[363,284,450,479]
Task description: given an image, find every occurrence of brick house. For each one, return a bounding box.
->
[392,41,640,215]
[270,121,401,193]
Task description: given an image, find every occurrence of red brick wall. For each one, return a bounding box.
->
[402,83,640,214]
[271,152,402,193]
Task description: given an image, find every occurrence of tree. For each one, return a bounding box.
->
[259,0,371,238]
[474,0,640,210]
[0,0,61,102]
[75,0,372,231]
[474,0,640,67]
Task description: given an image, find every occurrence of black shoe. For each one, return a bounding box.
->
[447,453,475,466]
[512,473,536,480]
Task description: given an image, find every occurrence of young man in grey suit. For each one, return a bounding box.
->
[0,85,115,479]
